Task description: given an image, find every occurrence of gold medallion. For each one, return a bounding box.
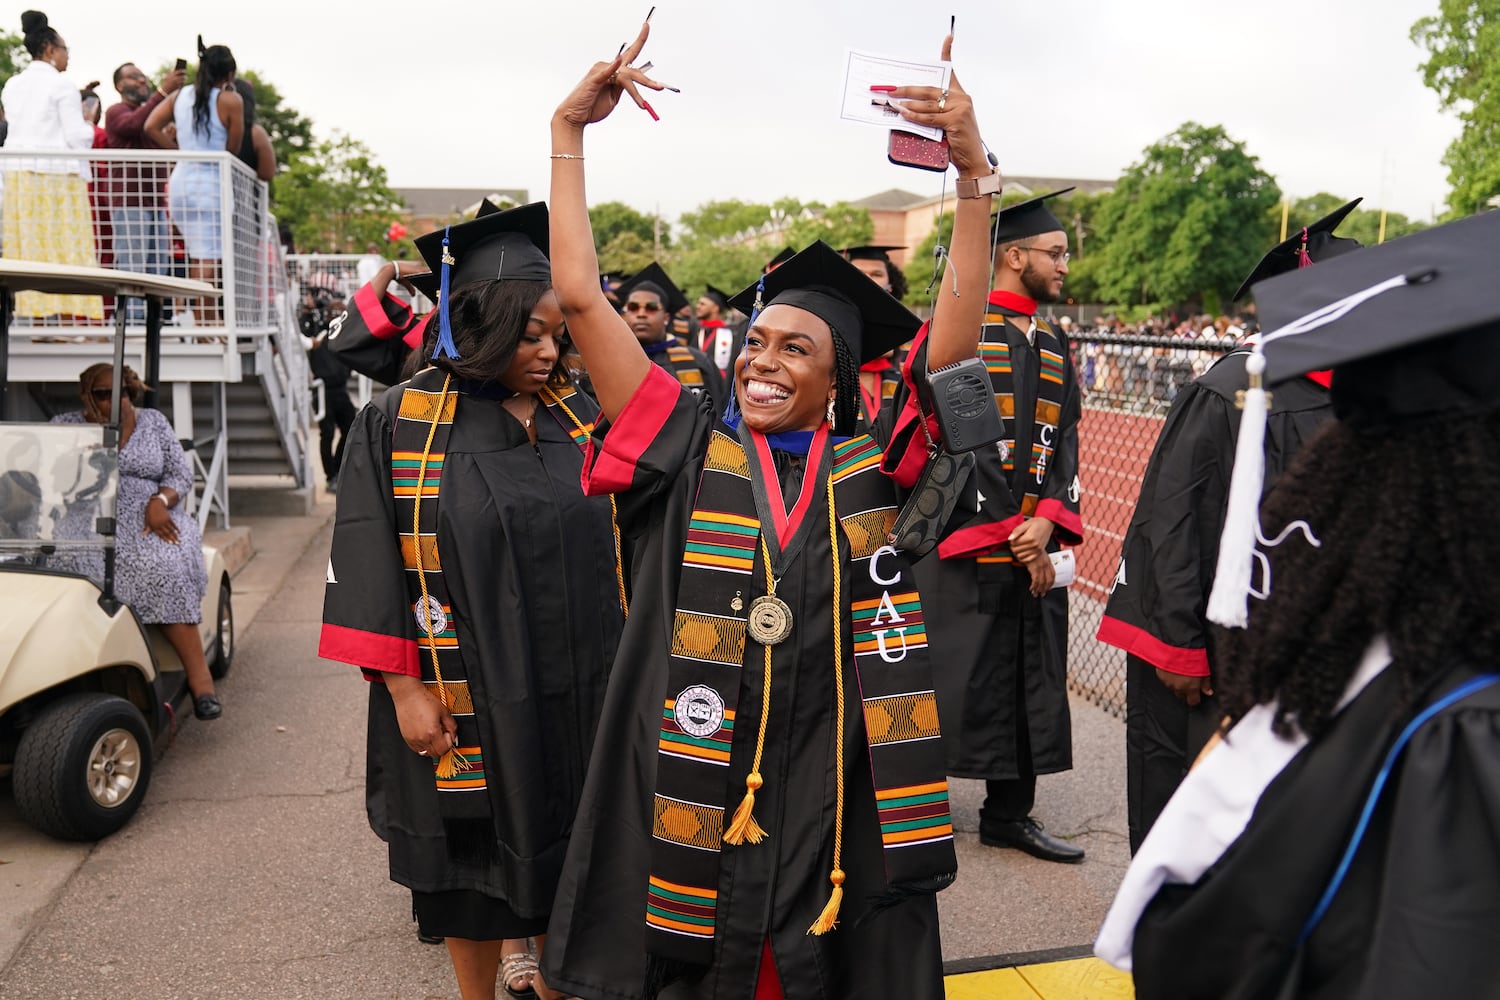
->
[747,594,794,646]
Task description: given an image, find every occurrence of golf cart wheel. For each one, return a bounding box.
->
[12,693,154,841]
[210,576,234,679]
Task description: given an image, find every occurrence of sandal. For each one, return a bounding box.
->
[500,952,540,1000]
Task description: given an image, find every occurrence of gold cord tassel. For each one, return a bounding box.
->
[725,538,779,847]
[808,868,845,935]
[541,386,629,619]
[809,475,848,936]
[723,770,767,845]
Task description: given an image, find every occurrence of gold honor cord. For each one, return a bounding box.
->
[540,386,629,620]
[723,536,778,846]
[412,374,471,779]
[808,471,846,935]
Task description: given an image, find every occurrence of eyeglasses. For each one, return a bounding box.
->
[1020,245,1071,266]
[89,388,113,401]
[622,301,663,314]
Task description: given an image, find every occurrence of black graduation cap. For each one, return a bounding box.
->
[616,262,689,315]
[413,201,551,289]
[1231,198,1363,303]
[763,246,796,274]
[405,198,519,301]
[1252,207,1500,423]
[1208,209,1500,629]
[728,241,921,364]
[992,188,1074,244]
[413,201,550,359]
[841,245,905,262]
[702,284,731,312]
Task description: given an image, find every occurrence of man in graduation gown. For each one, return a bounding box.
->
[844,246,911,426]
[1097,199,1363,852]
[619,263,725,405]
[323,259,431,387]
[1096,210,1500,998]
[693,285,740,384]
[920,190,1085,863]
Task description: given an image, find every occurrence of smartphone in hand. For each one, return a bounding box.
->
[888,130,950,172]
[174,57,187,71]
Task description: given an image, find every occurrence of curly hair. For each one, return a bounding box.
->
[1214,406,1500,740]
[79,363,152,423]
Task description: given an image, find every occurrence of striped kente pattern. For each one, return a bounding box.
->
[646,876,718,940]
[833,435,882,479]
[392,452,442,498]
[979,339,1012,375]
[658,698,737,766]
[863,691,942,746]
[666,347,705,386]
[684,510,759,574]
[851,591,928,659]
[671,612,748,667]
[652,794,726,850]
[435,747,486,791]
[875,781,954,848]
[1038,347,1066,386]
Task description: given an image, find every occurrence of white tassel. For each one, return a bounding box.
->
[1207,350,1270,629]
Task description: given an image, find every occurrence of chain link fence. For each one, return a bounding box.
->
[1063,331,1238,719]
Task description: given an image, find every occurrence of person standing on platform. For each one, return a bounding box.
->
[921,190,1085,864]
[617,262,725,405]
[1097,200,1363,853]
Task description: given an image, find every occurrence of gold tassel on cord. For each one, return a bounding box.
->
[808,868,845,935]
[723,771,767,845]
[433,746,472,779]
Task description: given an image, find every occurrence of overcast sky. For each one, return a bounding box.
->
[62,0,1459,226]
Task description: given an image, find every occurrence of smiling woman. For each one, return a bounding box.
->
[539,20,1002,1000]
[318,202,627,1000]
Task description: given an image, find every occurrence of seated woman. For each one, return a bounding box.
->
[1094,216,1500,998]
[52,364,217,718]
[538,25,1000,1000]
[319,202,627,1000]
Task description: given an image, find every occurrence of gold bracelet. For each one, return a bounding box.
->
[550,153,584,160]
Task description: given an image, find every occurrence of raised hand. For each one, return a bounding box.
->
[553,20,668,131]
[885,35,988,176]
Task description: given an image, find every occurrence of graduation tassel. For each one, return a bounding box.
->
[1295,227,1314,269]
[724,536,777,846]
[1205,348,1269,628]
[432,227,462,361]
[809,475,847,936]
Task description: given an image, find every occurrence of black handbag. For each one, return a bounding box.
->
[886,402,975,559]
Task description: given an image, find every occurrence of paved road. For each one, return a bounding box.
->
[0,498,1129,998]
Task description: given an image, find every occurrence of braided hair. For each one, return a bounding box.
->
[1215,407,1500,740]
[829,330,861,435]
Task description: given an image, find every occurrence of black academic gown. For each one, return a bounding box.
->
[1097,350,1332,850]
[1131,660,1500,1000]
[917,305,1083,781]
[320,378,623,916]
[542,370,944,1000]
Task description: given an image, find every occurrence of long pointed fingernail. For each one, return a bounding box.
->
[870,85,897,92]
[662,85,681,93]
[642,100,660,121]
[617,42,627,56]
[646,5,655,21]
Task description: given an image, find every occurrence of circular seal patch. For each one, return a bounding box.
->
[674,685,725,738]
[413,595,448,637]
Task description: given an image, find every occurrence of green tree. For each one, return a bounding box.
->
[273,133,403,252]
[0,28,26,82]
[784,201,873,250]
[590,201,667,253]
[1093,122,1281,312]
[677,199,785,246]
[903,210,952,310]
[667,244,766,302]
[598,230,658,275]
[1278,192,1428,246]
[1412,1,1500,217]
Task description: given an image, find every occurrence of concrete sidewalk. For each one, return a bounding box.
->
[0,491,1132,997]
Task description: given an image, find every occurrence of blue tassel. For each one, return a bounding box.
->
[432,227,461,361]
[721,274,765,424]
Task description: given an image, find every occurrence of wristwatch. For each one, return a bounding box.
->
[955,171,1003,200]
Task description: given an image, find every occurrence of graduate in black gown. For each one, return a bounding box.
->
[1095,211,1500,999]
[918,190,1085,863]
[842,246,911,429]
[618,262,725,405]
[319,203,626,1000]
[538,26,999,1000]
[1098,199,1364,852]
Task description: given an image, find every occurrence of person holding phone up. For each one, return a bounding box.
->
[538,21,999,1000]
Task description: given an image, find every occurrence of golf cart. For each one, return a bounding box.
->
[0,261,233,841]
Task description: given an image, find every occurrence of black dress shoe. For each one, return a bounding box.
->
[980,817,1085,863]
[193,693,223,720]
[417,931,444,945]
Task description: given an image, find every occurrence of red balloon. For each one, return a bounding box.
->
[386,222,408,242]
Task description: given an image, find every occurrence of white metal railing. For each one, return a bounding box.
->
[1,148,314,492]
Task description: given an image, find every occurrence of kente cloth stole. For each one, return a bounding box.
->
[644,336,706,391]
[392,376,490,846]
[644,427,956,966]
[978,313,1067,562]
